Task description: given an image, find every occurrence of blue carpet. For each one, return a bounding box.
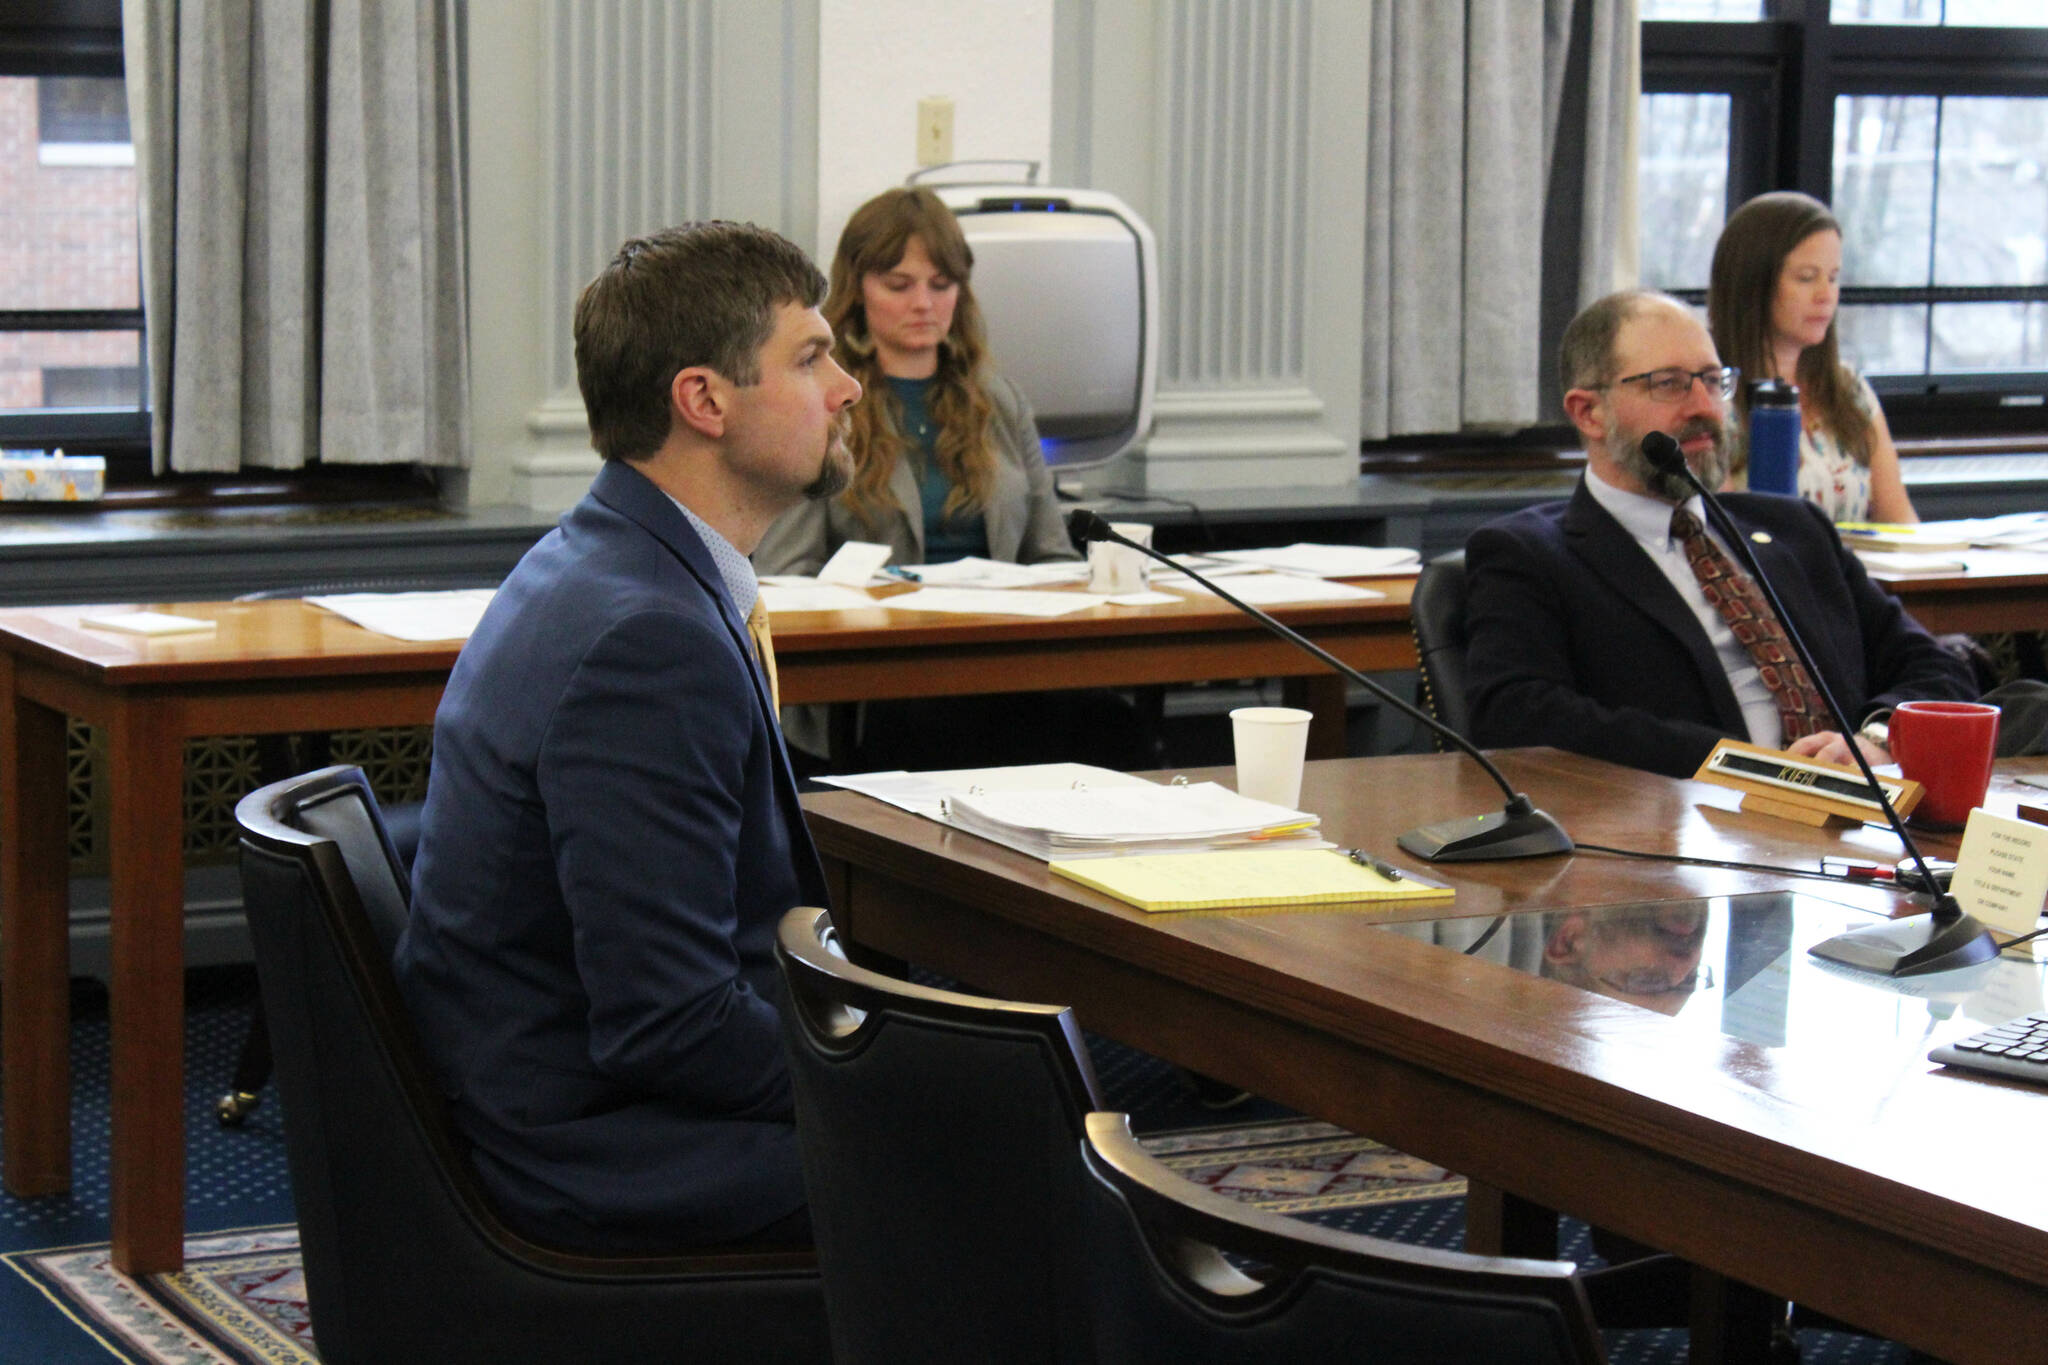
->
[0,967,296,1363]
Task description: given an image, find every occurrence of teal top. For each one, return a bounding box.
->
[887,376,989,563]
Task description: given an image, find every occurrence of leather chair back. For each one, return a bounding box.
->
[1080,1111,1606,1363]
[237,766,828,1364]
[775,906,1105,1365]
[1412,549,1472,744]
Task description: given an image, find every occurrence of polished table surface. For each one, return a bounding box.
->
[0,582,1416,1274]
[1865,548,2048,635]
[803,749,2048,1365]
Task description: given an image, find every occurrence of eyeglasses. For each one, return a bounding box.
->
[1597,366,1740,403]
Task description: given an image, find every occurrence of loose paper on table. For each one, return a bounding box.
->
[77,610,217,637]
[307,590,497,642]
[1156,573,1384,606]
[879,586,1108,618]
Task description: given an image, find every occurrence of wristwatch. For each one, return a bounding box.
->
[1857,716,1891,751]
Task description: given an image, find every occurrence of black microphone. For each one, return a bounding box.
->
[1067,509,1572,862]
[1638,430,1995,977]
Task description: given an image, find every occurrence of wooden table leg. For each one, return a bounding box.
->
[1282,674,1349,758]
[1464,1179,1557,1258]
[1,667,73,1196]
[105,699,188,1275]
[1690,1266,1786,1365]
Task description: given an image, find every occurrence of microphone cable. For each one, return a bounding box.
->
[1572,840,1885,884]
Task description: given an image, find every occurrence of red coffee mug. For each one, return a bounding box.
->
[1888,700,2000,829]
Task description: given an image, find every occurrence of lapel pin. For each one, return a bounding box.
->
[1751,531,1772,544]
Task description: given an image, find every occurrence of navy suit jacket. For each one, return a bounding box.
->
[1464,479,1976,779]
[395,459,828,1251]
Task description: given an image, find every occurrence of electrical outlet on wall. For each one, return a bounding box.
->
[916,96,954,167]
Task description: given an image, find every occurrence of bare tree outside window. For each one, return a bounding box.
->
[1639,94,1733,291]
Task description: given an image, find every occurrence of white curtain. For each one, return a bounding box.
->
[124,0,470,474]
[1360,0,1638,439]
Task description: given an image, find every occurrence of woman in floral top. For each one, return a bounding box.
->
[1708,191,1917,524]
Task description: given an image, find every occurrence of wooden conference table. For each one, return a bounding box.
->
[1869,552,2048,635]
[804,749,2048,1365]
[0,580,1414,1274]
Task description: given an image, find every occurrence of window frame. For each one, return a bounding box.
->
[1642,2,2048,427]
[0,0,150,462]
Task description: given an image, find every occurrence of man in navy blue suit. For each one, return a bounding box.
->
[1464,290,1972,780]
[395,222,860,1252]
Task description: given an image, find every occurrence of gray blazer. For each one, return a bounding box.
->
[752,372,1078,759]
[752,372,1077,575]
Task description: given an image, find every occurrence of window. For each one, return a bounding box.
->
[0,1,147,456]
[1640,1,2048,420]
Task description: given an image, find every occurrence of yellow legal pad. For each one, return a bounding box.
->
[1048,849,1453,914]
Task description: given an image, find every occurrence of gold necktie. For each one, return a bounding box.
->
[745,596,779,711]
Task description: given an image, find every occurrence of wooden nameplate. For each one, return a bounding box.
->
[1693,738,1922,828]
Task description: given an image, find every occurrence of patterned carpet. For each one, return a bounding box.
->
[0,968,1913,1364]
[0,1117,1456,1365]
[6,1225,313,1365]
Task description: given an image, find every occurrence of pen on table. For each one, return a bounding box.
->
[1245,819,1318,840]
[1345,848,1404,881]
[883,565,922,582]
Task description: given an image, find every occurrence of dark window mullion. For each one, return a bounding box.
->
[0,309,145,332]
[1833,26,2048,68]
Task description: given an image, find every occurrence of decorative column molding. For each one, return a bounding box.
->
[509,0,715,510]
[1078,0,1369,495]
[503,0,819,512]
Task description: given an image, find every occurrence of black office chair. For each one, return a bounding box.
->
[237,767,829,1365]
[774,904,1107,1364]
[1410,549,1470,743]
[217,578,483,1124]
[1080,1110,1606,1363]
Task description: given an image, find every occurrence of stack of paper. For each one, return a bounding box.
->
[1836,523,1974,553]
[1851,549,1967,576]
[1209,544,1423,578]
[941,781,1319,860]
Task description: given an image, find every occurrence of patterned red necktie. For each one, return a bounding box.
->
[1670,507,1828,743]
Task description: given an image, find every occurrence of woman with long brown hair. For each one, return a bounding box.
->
[754,186,1075,576]
[756,188,1156,773]
[1708,190,1917,523]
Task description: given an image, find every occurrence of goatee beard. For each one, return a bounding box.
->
[1612,415,1731,502]
[803,429,852,502]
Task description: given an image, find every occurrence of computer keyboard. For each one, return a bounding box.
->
[1929,1013,2048,1085]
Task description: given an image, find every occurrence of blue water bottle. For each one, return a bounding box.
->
[1746,379,1801,497]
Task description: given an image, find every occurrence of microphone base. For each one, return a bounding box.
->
[1807,910,2001,978]
[1397,806,1575,863]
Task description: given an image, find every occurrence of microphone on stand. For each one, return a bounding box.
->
[1066,509,1572,862]
[1636,431,1996,977]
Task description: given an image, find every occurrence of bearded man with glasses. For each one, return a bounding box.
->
[1461,290,1974,780]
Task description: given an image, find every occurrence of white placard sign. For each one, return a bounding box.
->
[1949,807,2048,938]
[816,539,893,587]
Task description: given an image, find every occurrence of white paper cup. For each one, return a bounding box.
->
[1087,521,1155,594]
[1230,706,1312,809]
